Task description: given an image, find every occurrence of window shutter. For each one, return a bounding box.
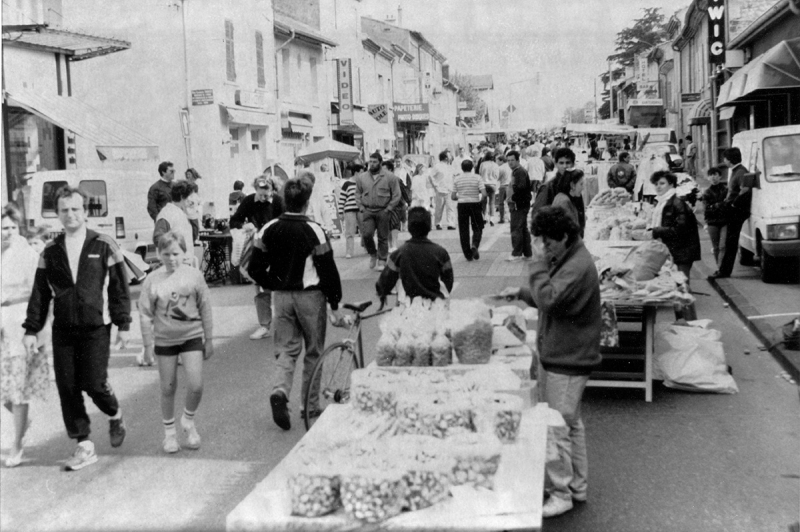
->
[256,31,265,88]
[225,20,236,82]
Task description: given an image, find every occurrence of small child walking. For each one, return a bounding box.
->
[138,231,214,453]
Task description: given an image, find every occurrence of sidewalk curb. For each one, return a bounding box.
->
[707,277,800,383]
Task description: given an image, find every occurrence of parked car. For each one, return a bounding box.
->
[731,125,800,283]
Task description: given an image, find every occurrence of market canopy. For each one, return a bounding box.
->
[717,37,800,108]
[295,138,361,164]
[565,123,636,135]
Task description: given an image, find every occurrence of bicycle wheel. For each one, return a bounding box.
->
[303,342,360,430]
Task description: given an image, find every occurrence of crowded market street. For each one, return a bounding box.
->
[3,0,800,530]
[1,224,798,532]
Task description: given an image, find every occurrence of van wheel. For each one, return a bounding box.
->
[760,251,782,283]
[739,246,756,266]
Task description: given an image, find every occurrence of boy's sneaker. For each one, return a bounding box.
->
[64,441,98,471]
[345,254,352,259]
[249,326,271,340]
[505,255,523,262]
[376,261,386,272]
[270,391,291,431]
[369,255,378,269]
[163,434,180,454]
[109,417,126,448]
[471,247,480,260]
[180,418,201,450]
[542,495,573,518]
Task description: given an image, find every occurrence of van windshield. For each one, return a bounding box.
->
[764,134,800,182]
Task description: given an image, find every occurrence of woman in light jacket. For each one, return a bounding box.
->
[1,204,50,467]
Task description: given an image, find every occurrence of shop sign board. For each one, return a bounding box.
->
[626,99,663,107]
[459,109,476,118]
[394,102,429,123]
[681,92,701,103]
[337,59,354,125]
[458,100,468,110]
[708,0,726,65]
[235,89,269,109]
[368,104,388,123]
[191,89,214,106]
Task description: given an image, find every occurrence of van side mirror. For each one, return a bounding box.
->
[742,171,761,189]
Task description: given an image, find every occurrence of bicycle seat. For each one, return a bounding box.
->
[343,301,373,313]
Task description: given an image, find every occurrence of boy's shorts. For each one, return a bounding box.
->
[155,337,204,356]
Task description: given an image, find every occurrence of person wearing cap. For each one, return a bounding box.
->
[229,176,285,340]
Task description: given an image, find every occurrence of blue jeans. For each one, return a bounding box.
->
[272,290,327,411]
[539,361,590,502]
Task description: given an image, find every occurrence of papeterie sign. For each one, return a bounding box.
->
[337,59,354,125]
[708,0,726,65]
[368,104,388,123]
[394,102,430,123]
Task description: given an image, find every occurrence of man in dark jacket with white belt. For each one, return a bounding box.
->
[23,187,131,471]
[500,205,602,518]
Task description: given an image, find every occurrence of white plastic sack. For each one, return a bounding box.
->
[655,323,738,394]
[229,228,246,267]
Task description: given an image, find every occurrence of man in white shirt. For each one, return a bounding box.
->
[430,150,456,230]
[496,154,513,224]
[526,149,546,196]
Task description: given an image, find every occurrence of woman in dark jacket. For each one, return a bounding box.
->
[650,170,701,320]
[701,166,729,265]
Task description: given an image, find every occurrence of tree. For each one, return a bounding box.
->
[449,72,489,127]
[607,8,668,67]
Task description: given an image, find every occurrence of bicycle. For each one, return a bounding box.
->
[303,298,393,430]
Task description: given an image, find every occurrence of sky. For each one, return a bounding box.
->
[361,0,689,128]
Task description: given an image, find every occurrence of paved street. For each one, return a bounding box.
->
[2,223,798,532]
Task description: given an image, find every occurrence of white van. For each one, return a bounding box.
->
[732,125,800,283]
[19,169,156,261]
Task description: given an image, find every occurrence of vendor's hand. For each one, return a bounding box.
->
[531,238,547,262]
[329,309,349,328]
[243,222,256,234]
[203,341,214,361]
[23,334,37,355]
[496,287,521,301]
[116,330,130,350]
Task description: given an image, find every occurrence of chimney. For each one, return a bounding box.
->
[397,5,402,27]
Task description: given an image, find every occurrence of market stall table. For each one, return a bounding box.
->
[583,240,678,402]
[226,403,550,532]
[199,232,232,284]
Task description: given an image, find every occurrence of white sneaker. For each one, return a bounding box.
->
[163,434,180,454]
[64,441,98,471]
[345,254,352,259]
[181,418,201,450]
[389,247,398,253]
[542,496,573,518]
[505,255,523,262]
[249,326,271,340]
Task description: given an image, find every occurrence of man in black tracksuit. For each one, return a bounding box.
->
[248,175,343,431]
[24,187,131,471]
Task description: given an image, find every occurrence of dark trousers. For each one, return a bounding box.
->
[361,209,391,261]
[510,207,532,257]
[718,219,744,276]
[457,202,484,259]
[53,325,119,441]
[497,186,507,222]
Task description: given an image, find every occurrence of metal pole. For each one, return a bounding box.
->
[608,60,614,122]
[181,0,193,167]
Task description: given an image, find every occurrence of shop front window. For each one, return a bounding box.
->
[7,107,64,188]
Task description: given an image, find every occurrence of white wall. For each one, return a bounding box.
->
[64,0,276,217]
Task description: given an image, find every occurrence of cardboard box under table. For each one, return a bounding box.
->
[225,402,550,532]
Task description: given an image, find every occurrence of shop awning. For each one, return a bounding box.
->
[225,106,272,127]
[286,117,313,134]
[717,37,800,108]
[2,27,130,61]
[5,87,158,161]
[718,106,736,121]
[295,138,360,164]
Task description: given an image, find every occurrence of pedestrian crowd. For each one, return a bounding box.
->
[2,133,747,520]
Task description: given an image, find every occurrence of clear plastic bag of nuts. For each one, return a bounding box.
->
[470,393,524,444]
[447,433,503,490]
[350,369,397,415]
[394,394,473,438]
[288,467,341,517]
[340,468,408,523]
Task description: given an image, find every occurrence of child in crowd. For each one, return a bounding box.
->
[138,231,214,453]
[376,207,453,301]
[702,165,729,265]
[338,168,360,258]
[26,225,50,254]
